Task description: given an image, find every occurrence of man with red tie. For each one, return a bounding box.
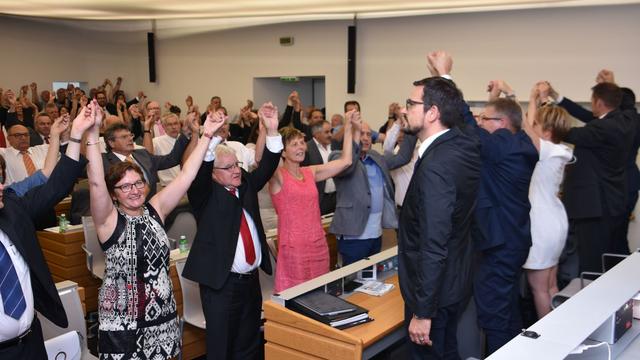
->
[183,103,282,360]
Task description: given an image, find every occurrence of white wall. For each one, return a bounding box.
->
[1,4,639,127]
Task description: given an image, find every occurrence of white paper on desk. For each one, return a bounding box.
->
[355,281,394,297]
[44,224,84,233]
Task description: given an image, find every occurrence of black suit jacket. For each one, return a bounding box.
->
[0,155,86,328]
[559,98,636,218]
[103,134,189,198]
[29,128,44,147]
[183,147,281,290]
[301,138,341,195]
[398,128,481,318]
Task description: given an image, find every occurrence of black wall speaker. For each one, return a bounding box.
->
[147,32,156,83]
[347,25,356,94]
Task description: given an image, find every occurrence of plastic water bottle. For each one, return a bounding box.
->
[179,235,189,253]
[58,214,68,233]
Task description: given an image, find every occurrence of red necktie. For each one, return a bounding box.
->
[44,136,50,144]
[228,188,256,265]
[0,128,6,147]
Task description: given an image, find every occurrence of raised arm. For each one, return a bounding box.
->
[41,114,69,177]
[142,112,155,153]
[180,111,201,165]
[254,115,267,164]
[150,112,224,221]
[249,102,284,191]
[525,83,542,152]
[84,100,118,243]
[311,110,356,182]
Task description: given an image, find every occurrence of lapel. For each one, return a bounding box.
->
[308,140,322,163]
[414,128,458,171]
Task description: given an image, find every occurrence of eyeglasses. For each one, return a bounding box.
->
[406,98,424,109]
[214,162,243,171]
[479,115,503,122]
[8,133,29,138]
[113,133,134,140]
[114,179,145,192]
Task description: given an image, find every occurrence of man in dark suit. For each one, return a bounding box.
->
[545,79,636,271]
[302,120,340,214]
[29,112,52,146]
[102,122,191,198]
[0,115,88,359]
[398,76,481,359]
[183,104,282,360]
[427,51,537,354]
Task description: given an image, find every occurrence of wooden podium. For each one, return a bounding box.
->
[263,275,405,360]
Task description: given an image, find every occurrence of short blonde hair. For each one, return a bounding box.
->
[536,105,571,144]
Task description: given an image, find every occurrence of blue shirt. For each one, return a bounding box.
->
[344,155,384,240]
[6,170,47,196]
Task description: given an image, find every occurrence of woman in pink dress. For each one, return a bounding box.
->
[269,111,358,293]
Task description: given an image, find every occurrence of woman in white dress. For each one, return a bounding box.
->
[522,83,574,319]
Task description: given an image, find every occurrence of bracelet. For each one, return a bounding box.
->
[505,93,516,99]
[144,130,151,133]
[69,137,82,144]
[203,132,214,139]
[413,314,428,320]
[86,141,100,146]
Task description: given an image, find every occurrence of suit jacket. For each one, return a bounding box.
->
[29,128,45,147]
[182,147,281,290]
[398,128,481,318]
[0,155,86,328]
[559,98,638,218]
[462,104,538,251]
[103,134,189,198]
[329,135,417,236]
[301,138,341,196]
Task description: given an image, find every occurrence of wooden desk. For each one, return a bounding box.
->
[263,275,404,360]
[37,228,102,312]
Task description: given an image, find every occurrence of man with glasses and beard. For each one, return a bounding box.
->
[397,74,481,359]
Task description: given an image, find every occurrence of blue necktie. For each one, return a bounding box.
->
[0,241,26,320]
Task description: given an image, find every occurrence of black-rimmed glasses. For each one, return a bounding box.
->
[114,180,145,192]
[406,98,424,109]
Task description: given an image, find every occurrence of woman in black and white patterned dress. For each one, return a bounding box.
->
[83,100,225,359]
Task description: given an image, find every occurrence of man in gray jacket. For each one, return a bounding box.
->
[329,121,416,265]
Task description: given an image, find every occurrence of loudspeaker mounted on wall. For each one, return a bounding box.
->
[347,26,356,94]
[147,32,156,83]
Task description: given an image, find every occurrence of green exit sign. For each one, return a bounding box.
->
[280,76,299,83]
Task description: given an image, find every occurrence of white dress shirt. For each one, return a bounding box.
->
[153,134,180,186]
[224,140,257,172]
[0,145,49,185]
[0,230,35,341]
[228,187,263,274]
[312,138,335,193]
[382,123,420,206]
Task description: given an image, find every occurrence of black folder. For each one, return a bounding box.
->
[288,291,370,328]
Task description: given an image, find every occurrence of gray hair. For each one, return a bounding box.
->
[213,144,237,167]
[311,120,330,135]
